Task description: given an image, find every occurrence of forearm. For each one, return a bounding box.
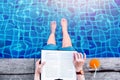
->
[77,75,85,80]
[34,70,40,80]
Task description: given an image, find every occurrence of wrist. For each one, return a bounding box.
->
[35,69,40,75]
[76,70,84,75]
[76,67,83,72]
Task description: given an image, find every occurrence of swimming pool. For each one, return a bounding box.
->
[0,0,120,58]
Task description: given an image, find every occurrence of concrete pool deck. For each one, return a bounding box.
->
[0,58,120,80]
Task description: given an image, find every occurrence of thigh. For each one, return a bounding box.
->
[59,46,75,51]
[42,44,59,50]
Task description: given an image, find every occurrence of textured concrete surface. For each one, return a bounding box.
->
[0,58,120,80]
[0,59,35,80]
[0,59,35,74]
[85,72,120,80]
[0,74,34,80]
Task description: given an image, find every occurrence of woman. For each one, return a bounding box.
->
[34,18,86,80]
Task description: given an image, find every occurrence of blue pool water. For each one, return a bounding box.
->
[0,0,120,58]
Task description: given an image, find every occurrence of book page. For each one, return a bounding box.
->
[59,52,76,79]
[41,50,60,80]
[41,50,77,80]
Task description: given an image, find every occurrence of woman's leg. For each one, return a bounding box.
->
[43,21,58,50]
[60,18,75,51]
[61,18,72,48]
[47,21,56,45]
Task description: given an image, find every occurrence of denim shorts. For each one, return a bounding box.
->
[43,44,75,51]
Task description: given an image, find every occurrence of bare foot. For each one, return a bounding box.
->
[51,21,56,34]
[61,18,68,33]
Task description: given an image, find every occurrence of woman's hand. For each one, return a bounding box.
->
[73,53,86,72]
[35,59,45,74]
[34,59,45,80]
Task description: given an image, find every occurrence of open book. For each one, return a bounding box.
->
[41,50,77,80]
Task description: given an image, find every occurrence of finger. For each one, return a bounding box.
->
[77,53,80,59]
[40,62,46,68]
[78,53,81,59]
[84,53,86,60]
[39,59,41,64]
[75,53,78,61]
[79,53,83,59]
